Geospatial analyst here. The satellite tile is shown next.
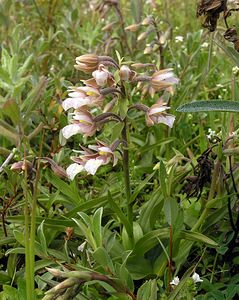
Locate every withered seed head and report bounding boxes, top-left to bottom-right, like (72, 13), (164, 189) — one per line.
(196, 0), (228, 32)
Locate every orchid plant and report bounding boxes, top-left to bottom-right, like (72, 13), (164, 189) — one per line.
(61, 52), (179, 246)
(62, 54), (178, 179)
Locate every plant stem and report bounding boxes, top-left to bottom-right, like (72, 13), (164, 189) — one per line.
(122, 117), (134, 245)
(23, 143), (34, 299)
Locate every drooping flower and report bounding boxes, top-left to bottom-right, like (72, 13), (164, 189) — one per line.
(170, 276), (180, 286)
(146, 99), (175, 128)
(151, 69), (179, 92)
(61, 109), (97, 139)
(84, 64), (115, 88)
(192, 272), (203, 283)
(62, 86), (103, 111)
(66, 141), (118, 179)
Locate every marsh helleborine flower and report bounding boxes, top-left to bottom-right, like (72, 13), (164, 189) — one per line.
(61, 109), (97, 139)
(146, 99), (176, 128)
(66, 141), (118, 179)
(62, 86), (103, 111)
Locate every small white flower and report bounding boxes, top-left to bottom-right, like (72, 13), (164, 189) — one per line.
(170, 276), (180, 286)
(175, 36), (184, 43)
(192, 272), (203, 283)
(77, 241), (87, 252)
(207, 128), (216, 139)
(232, 66), (239, 75)
(216, 84), (223, 88)
(201, 42), (209, 49)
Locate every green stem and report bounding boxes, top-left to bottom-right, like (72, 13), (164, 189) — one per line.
(122, 117), (134, 245)
(23, 143), (34, 299)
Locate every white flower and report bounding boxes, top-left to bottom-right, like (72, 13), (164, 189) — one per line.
(77, 241), (87, 252)
(232, 66), (239, 75)
(201, 42), (209, 49)
(170, 276), (180, 286)
(192, 272), (203, 283)
(207, 128), (216, 139)
(175, 36), (184, 43)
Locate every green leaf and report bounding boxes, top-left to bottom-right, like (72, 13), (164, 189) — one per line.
(177, 100), (239, 113)
(108, 191), (132, 239)
(130, 171), (155, 203)
(180, 230), (218, 247)
(0, 271), (11, 285)
(45, 171), (82, 205)
(21, 77), (47, 121)
(92, 207), (103, 248)
(163, 197), (178, 226)
(3, 99), (20, 125)
(1, 285), (19, 300)
(132, 228), (170, 256)
(137, 279), (158, 300)
(159, 161), (167, 197)
(93, 247), (115, 273)
(37, 221), (48, 256)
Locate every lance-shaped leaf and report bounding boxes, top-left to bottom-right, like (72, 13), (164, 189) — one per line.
(177, 100), (239, 113)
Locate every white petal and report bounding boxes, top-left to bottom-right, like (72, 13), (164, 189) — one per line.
(92, 70), (108, 86)
(149, 106), (170, 114)
(66, 163), (84, 180)
(85, 158), (103, 175)
(154, 71), (175, 81)
(61, 124), (83, 139)
(156, 115), (175, 128)
(170, 276), (180, 286)
(192, 272), (203, 283)
(62, 98), (90, 111)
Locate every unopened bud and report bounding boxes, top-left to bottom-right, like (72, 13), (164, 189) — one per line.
(11, 160), (32, 172)
(38, 157), (67, 178)
(75, 54), (99, 73)
(119, 65), (131, 81)
(141, 15), (154, 26)
(137, 31), (149, 41)
(125, 23), (140, 32)
(102, 21), (117, 31)
(144, 45), (153, 54)
(46, 267), (64, 277)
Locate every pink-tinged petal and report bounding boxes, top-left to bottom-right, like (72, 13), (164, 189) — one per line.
(62, 98), (91, 111)
(149, 106), (170, 114)
(77, 86), (100, 95)
(92, 70), (109, 86)
(153, 70), (175, 81)
(154, 114), (175, 128)
(66, 163), (84, 180)
(85, 158), (104, 175)
(98, 146), (113, 154)
(68, 91), (86, 98)
(73, 111), (93, 123)
(61, 124), (83, 139)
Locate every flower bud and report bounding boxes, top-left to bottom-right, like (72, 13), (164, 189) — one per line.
(141, 15), (154, 26)
(11, 160), (32, 172)
(75, 54), (99, 73)
(125, 23), (140, 32)
(119, 65), (131, 81)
